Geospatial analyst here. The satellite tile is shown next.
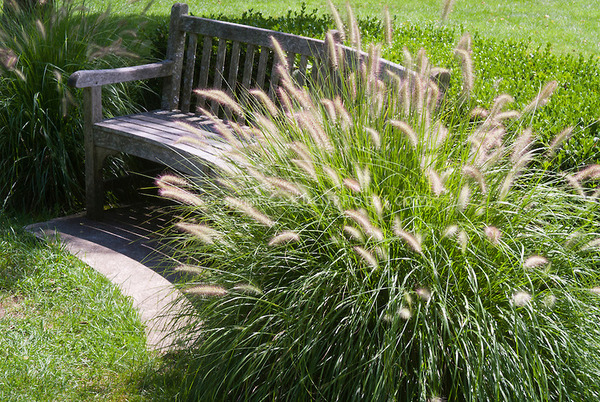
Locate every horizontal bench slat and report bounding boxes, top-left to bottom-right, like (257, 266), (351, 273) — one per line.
(68, 61), (174, 88)
(180, 15), (326, 58)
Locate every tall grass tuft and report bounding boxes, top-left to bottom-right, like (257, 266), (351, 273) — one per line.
(162, 9), (600, 401)
(0, 1), (145, 213)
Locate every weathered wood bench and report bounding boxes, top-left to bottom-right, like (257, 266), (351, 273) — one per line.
(68, 3), (448, 219)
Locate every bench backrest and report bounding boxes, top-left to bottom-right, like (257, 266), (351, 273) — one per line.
(161, 3), (418, 118)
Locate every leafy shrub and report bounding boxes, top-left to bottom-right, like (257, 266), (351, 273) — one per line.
(0, 1), (148, 213)
(159, 18), (600, 401)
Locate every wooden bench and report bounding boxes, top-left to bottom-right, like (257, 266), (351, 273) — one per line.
(68, 3), (448, 219)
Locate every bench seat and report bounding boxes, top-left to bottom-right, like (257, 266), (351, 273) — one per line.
(93, 110), (233, 176)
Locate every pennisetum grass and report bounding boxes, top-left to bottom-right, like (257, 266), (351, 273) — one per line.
(160, 5), (600, 401)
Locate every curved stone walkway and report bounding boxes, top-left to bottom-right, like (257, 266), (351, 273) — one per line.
(26, 205), (191, 351)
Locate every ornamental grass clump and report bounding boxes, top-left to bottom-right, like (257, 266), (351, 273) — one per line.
(160, 16), (600, 401)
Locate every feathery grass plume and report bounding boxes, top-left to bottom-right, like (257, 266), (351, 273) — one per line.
(495, 110), (521, 122)
(277, 87), (294, 113)
(343, 225), (365, 242)
(399, 307), (412, 320)
(175, 264), (207, 275)
(574, 164), (600, 181)
(345, 209), (384, 241)
(456, 32), (472, 54)
(354, 246), (379, 270)
(265, 177), (307, 199)
(512, 291), (531, 307)
(327, 1), (346, 42)
(325, 31), (339, 68)
(561, 173), (585, 196)
(591, 287), (600, 295)
(383, 6), (393, 45)
(426, 168), (446, 196)
(390, 120), (418, 149)
(416, 48), (430, 77)
(343, 178), (362, 193)
(225, 196), (275, 227)
(321, 98), (337, 121)
(458, 184), (471, 211)
(462, 165), (487, 194)
(543, 294), (557, 308)
(443, 224), (459, 238)
(523, 80), (559, 113)
(510, 128), (533, 166)
(458, 229), (469, 253)
(416, 287), (431, 302)
(355, 165), (371, 190)
(346, 2), (361, 51)
(295, 110), (333, 151)
(175, 222), (220, 244)
(365, 127), (381, 149)
(484, 225), (501, 245)
(156, 174), (190, 189)
(581, 238), (600, 251)
(454, 49), (474, 96)
(372, 194), (384, 219)
(402, 46), (414, 70)
(289, 141), (313, 162)
(194, 89), (244, 118)
(427, 121), (449, 150)
(268, 230), (300, 246)
(440, 0), (456, 24)
(333, 96), (353, 130)
(524, 255), (549, 269)
(393, 218), (423, 254)
(232, 283), (263, 296)
(249, 88), (279, 117)
(185, 285), (227, 297)
(159, 187), (206, 208)
(270, 36), (290, 73)
(324, 166), (342, 187)
(547, 126), (574, 157)
(489, 93), (514, 118)
(291, 159), (317, 180)
(499, 171), (515, 200)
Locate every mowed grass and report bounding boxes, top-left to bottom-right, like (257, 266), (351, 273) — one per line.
(91, 0), (599, 56)
(0, 217), (171, 400)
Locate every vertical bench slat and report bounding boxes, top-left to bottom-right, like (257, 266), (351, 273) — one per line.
(241, 44), (255, 90)
(225, 41), (242, 121)
(180, 33), (198, 113)
(196, 35), (213, 109)
(211, 38), (228, 114)
(227, 41), (242, 94)
(256, 47), (270, 90)
(161, 3), (188, 110)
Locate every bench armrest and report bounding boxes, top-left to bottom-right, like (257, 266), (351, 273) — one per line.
(68, 61), (174, 88)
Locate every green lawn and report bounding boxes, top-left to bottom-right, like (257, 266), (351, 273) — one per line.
(93, 0), (599, 56)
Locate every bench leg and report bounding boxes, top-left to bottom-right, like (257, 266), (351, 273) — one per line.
(85, 146), (111, 220)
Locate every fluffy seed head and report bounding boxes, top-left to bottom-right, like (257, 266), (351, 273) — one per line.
(512, 291), (532, 307)
(232, 283), (263, 295)
(523, 255), (549, 269)
(354, 246), (378, 270)
(390, 120), (418, 149)
(225, 196), (275, 227)
(185, 285), (227, 297)
(523, 80), (558, 113)
(343, 178), (362, 193)
(458, 184), (471, 211)
(591, 287), (600, 295)
(249, 88), (279, 116)
(175, 222), (220, 244)
(194, 89), (243, 117)
(268, 231), (300, 246)
(393, 218), (423, 254)
(547, 127), (573, 157)
(399, 307), (412, 320)
(484, 225), (501, 245)
(159, 187), (205, 208)
(574, 164), (600, 181)
(343, 225), (365, 242)
(416, 287), (431, 301)
(543, 294), (556, 308)
(426, 168), (446, 196)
